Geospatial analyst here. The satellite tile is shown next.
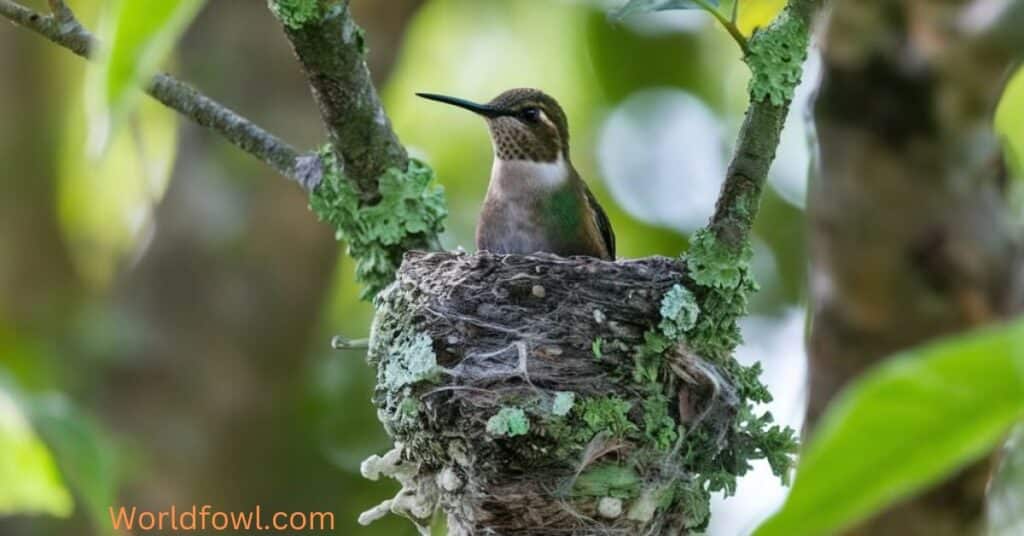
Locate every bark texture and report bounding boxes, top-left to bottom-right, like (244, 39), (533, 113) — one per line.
(808, 1), (1023, 533)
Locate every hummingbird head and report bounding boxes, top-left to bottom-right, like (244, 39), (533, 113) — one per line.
(417, 88), (570, 163)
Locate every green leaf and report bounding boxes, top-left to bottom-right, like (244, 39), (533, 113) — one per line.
(614, 0), (719, 18)
(60, 96), (178, 289)
(756, 319), (1024, 536)
(27, 394), (120, 536)
(996, 65), (1024, 178)
(0, 385), (73, 518)
(88, 0), (206, 152)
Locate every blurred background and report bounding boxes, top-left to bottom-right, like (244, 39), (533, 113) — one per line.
(1, 0), (1016, 534)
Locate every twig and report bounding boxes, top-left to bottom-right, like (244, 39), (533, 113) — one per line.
(331, 335), (369, 350)
(694, 0), (749, 55)
(46, 0), (74, 25)
(0, 0), (321, 190)
(707, 97), (789, 250)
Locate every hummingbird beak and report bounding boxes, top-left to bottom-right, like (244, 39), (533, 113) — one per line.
(416, 92), (508, 118)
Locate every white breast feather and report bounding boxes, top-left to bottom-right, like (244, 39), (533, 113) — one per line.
(491, 154), (569, 191)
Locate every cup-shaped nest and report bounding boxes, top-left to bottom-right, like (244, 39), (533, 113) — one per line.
(362, 251), (781, 535)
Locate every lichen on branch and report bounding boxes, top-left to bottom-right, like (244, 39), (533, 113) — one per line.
(685, 228), (757, 357)
(308, 146), (446, 300)
(745, 7), (810, 106)
(681, 227), (798, 481)
(267, 0), (320, 29)
(710, 0), (819, 254)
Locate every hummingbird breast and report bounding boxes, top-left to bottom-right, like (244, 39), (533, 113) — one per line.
(476, 157), (610, 259)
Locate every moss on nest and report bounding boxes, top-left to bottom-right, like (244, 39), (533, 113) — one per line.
(358, 251), (796, 534)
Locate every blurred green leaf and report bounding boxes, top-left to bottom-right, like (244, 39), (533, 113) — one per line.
(27, 394), (119, 536)
(61, 90), (178, 289)
(0, 384), (73, 519)
(88, 0), (205, 152)
(756, 319), (1024, 536)
(614, 0), (719, 18)
(996, 65), (1024, 178)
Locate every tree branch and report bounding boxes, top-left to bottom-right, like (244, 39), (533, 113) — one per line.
(0, 0), (321, 190)
(272, 0), (408, 202)
(708, 0), (821, 252)
(46, 0), (74, 26)
(269, 0), (444, 265)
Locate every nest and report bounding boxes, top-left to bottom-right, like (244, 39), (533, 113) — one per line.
(359, 251), (769, 535)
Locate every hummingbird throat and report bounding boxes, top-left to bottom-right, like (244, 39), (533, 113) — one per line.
(491, 153), (570, 190)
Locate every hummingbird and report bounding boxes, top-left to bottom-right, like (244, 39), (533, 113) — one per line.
(416, 88), (615, 260)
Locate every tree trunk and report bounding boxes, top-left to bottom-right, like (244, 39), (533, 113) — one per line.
(807, 0), (1023, 533)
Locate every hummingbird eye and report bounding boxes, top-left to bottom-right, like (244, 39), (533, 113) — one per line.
(520, 107), (541, 123)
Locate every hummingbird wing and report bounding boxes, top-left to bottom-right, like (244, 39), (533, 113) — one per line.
(584, 185), (616, 260)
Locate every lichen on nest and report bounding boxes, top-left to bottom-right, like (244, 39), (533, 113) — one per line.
(361, 249), (797, 535)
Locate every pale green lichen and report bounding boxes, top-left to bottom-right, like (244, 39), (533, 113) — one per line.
(745, 8), (809, 106)
(685, 228), (758, 359)
(633, 280), (701, 383)
(673, 225), (798, 509)
(552, 392), (575, 416)
(658, 284), (700, 339)
(381, 332), (438, 391)
(592, 337), (604, 359)
(486, 407), (530, 437)
(687, 228), (753, 291)
(309, 146), (447, 300)
(370, 284), (439, 393)
(368, 283), (442, 443)
(268, 0), (320, 29)
(397, 396), (421, 422)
